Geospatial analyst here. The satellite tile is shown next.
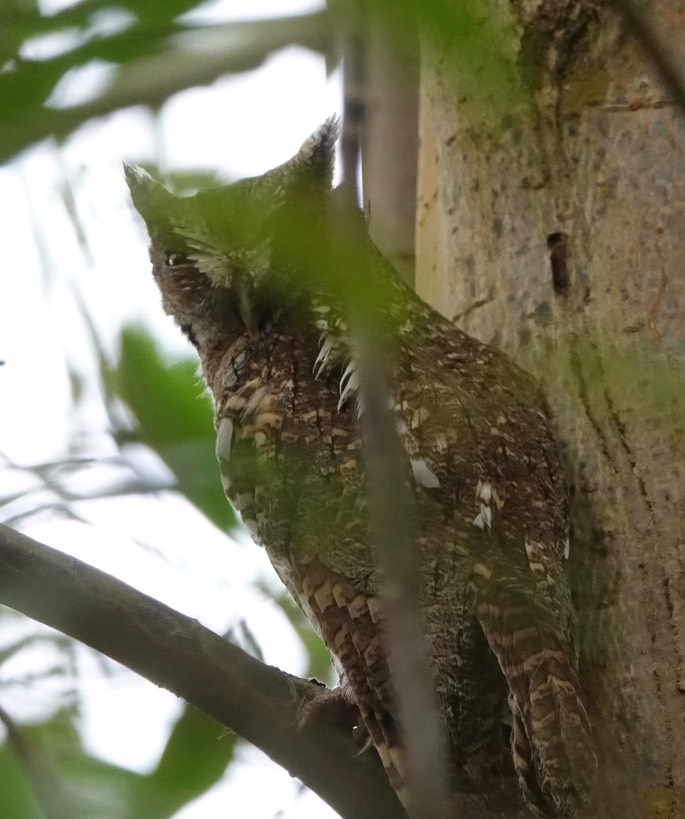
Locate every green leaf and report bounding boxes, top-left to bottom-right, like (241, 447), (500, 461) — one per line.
(115, 324), (236, 530)
(0, 744), (44, 819)
(130, 704), (237, 819)
(1, 707), (145, 819)
(0, 8), (331, 163)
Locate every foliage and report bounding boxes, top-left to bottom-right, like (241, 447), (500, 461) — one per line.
(0, 0), (333, 815)
(0, 0), (330, 163)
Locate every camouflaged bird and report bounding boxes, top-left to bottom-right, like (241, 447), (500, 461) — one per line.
(125, 119), (596, 817)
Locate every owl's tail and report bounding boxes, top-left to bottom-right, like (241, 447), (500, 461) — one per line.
(297, 560), (411, 805)
(472, 570), (597, 817)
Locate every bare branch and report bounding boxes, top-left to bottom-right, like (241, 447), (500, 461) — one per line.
(332, 95), (452, 815)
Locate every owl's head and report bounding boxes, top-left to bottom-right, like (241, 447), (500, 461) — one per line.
(125, 118), (338, 346)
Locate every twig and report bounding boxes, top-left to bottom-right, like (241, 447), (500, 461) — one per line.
(335, 11), (452, 812)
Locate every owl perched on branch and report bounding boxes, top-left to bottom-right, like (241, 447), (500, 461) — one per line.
(126, 120), (596, 817)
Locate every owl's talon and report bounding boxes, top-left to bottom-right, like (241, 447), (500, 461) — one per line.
(353, 724), (373, 755)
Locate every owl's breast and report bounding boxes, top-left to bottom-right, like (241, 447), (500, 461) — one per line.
(211, 325), (377, 581)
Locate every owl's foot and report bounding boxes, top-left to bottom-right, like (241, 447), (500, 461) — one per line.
(296, 682), (362, 737)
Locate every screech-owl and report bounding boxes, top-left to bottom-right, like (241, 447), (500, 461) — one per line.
(125, 119), (596, 817)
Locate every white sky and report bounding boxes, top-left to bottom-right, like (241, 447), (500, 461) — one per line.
(0, 0), (343, 816)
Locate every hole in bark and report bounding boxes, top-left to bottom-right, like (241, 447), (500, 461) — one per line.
(547, 232), (569, 292)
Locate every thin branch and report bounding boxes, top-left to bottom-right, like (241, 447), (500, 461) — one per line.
(0, 523), (404, 819)
(331, 222), (451, 819)
(610, 0), (685, 114)
(334, 21), (452, 804)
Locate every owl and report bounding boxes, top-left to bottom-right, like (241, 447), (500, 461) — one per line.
(125, 119), (596, 817)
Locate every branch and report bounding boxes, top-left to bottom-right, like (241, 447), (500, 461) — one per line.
(0, 523), (405, 819)
(333, 62), (451, 810)
(0, 13), (332, 163)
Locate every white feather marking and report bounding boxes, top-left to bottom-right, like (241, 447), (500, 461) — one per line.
(411, 407), (430, 429)
(215, 418), (233, 467)
(225, 395), (247, 412)
(434, 433), (448, 452)
(123, 162), (152, 185)
(564, 537), (571, 560)
(314, 335), (336, 378)
(244, 386), (269, 416)
(338, 365), (360, 411)
(471, 562), (493, 580)
(410, 457), (441, 489)
(524, 539), (547, 574)
(235, 492), (252, 509)
(339, 359), (356, 390)
(472, 506), (493, 530)
(472, 480), (496, 530)
(484, 506), (493, 527)
(476, 480), (493, 503)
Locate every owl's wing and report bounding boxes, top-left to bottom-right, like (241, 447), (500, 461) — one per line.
(395, 334), (597, 816)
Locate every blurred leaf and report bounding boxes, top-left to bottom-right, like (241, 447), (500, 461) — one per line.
(0, 744), (44, 819)
(0, 630), (74, 669)
(0, 10), (332, 162)
(1, 693), (235, 819)
(114, 324), (235, 530)
(227, 619), (265, 663)
(0, 706), (146, 819)
(130, 704), (237, 819)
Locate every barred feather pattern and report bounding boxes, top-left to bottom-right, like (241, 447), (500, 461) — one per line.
(126, 120), (596, 817)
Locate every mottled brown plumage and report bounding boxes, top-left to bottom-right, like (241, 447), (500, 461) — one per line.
(125, 120), (596, 817)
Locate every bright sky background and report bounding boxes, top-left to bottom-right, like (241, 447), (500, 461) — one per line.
(0, 0), (343, 816)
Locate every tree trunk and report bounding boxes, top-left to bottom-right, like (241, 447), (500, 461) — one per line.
(416, 2), (685, 816)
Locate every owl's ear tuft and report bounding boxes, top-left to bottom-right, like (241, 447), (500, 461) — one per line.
(287, 116), (339, 188)
(124, 163), (173, 218)
(124, 163), (181, 245)
(123, 161), (151, 187)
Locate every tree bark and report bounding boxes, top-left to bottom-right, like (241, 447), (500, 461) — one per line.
(416, 2), (685, 817)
